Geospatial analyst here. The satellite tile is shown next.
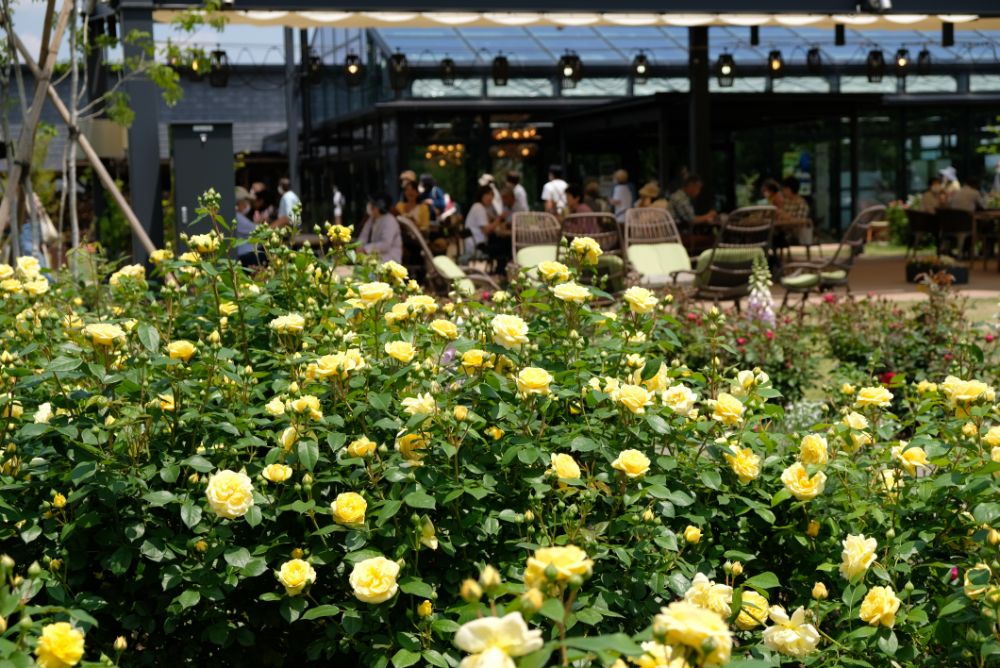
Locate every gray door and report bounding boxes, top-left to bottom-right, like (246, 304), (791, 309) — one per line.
(170, 123), (235, 245)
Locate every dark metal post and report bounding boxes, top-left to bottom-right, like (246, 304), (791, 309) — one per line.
(299, 28), (314, 213)
(284, 27), (300, 192)
(896, 108), (907, 201)
(688, 27), (711, 203)
(119, 0), (163, 262)
(657, 99), (670, 185)
(831, 116), (843, 234)
(849, 111), (860, 218)
(84, 13), (109, 235)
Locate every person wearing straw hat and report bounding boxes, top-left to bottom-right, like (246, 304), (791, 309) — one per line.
(636, 181), (668, 210)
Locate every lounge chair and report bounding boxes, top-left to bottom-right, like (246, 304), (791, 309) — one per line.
(398, 217), (499, 296)
(623, 208), (692, 288)
(510, 212), (561, 278)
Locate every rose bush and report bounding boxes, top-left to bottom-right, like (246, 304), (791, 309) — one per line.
(1, 192), (1000, 667)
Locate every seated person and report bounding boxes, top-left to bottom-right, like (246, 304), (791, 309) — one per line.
(637, 182), (668, 210)
(395, 179), (430, 232)
(563, 183), (601, 236)
(357, 193), (402, 263)
(463, 185), (496, 258)
(948, 175), (986, 213)
(921, 177), (945, 214)
(484, 187), (516, 275)
(668, 175), (717, 229)
(780, 177), (810, 221)
(234, 186), (266, 267)
(585, 180), (612, 214)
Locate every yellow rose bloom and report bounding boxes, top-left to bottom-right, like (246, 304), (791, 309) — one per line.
(166, 340), (197, 363)
(265, 397), (286, 416)
(812, 582), (829, 600)
(992, 445), (1000, 464)
(516, 367), (553, 397)
(641, 362), (670, 393)
(781, 462), (826, 501)
(663, 384), (698, 415)
(724, 446), (761, 484)
(842, 411), (872, 449)
(984, 426), (1000, 447)
(617, 383), (655, 415)
(349, 556), (400, 603)
(941, 375), (992, 406)
(403, 294), (438, 315)
(357, 281), (394, 304)
(964, 563), (993, 599)
(569, 236), (603, 265)
(736, 590), (770, 630)
(712, 392), (745, 426)
(330, 491), (367, 524)
(83, 323), (126, 347)
(381, 260), (408, 282)
(453, 405), (469, 421)
(395, 432), (428, 461)
(623, 286), (658, 314)
(327, 223), (353, 244)
(1, 278), (22, 294)
(24, 278), (49, 296)
(855, 386), (893, 408)
(188, 232), (221, 253)
(402, 392), (437, 416)
(891, 442), (929, 475)
(683, 573), (732, 617)
(290, 394), (322, 420)
(280, 426), (299, 451)
(762, 606), (821, 658)
(552, 281), (591, 303)
(277, 558), (316, 596)
(537, 261), (571, 283)
(35, 622), (85, 668)
(491, 314), (529, 348)
(963, 422), (979, 438)
(261, 463), (293, 483)
(523, 545), (593, 590)
(384, 341), (417, 363)
(548, 453), (582, 480)
(839, 533), (877, 580)
(798, 434), (829, 466)
(611, 449), (651, 478)
(430, 319), (459, 340)
(461, 348), (491, 372)
(269, 313), (305, 334)
(109, 264), (146, 288)
(841, 383), (856, 395)
(859, 586), (900, 627)
(205, 470), (255, 519)
(653, 601), (732, 667)
(150, 248), (174, 264)
(16, 256), (41, 278)
(346, 436), (377, 458)
(916, 380), (938, 395)
(453, 612), (544, 667)
(219, 301), (239, 316)
(0, 263), (11, 280)
(157, 394), (175, 412)
(52, 492), (67, 509)
(417, 599), (433, 618)
(683, 525), (702, 544)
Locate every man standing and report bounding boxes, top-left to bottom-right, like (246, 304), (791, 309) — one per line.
(332, 183), (345, 226)
(275, 177), (301, 228)
(541, 165), (568, 216)
(506, 171), (529, 213)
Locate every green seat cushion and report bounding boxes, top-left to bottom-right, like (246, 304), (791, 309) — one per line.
(628, 243), (692, 286)
(821, 269), (848, 283)
(693, 247), (766, 288)
(432, 255), (466, 280)
(781, 273), (819, 289)
(516, 245), (558, 269)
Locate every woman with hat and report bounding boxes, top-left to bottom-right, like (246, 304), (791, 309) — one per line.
(636, 181), (668, 210)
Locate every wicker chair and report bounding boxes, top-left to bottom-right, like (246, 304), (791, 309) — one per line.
(397, 217), (499, 296)
(673, 206), (776, 310)
(779, 205), (885, 307)
(509, 212), (562, 277)
(622, 208), (692, 288)
(559, 212), (625, 294)
(904, 209), (939, 259)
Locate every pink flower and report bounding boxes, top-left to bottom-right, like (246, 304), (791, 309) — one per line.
(951, 567), (959, 582)
(986, 334), (995, 343)
(823, 293), (836, 304)
(944, 353), (953, 361)
(736, 337), (747, 345)
(765, 330), (774, 340)
(879, 371), (896, 385)
(686, 313), (697, 321)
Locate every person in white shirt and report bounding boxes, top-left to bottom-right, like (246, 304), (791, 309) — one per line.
(332, 184), (345, 226)
(357, 193), (402, 263)
(506, 171), (529, 212)
(478, 174), (504, 216)
(275, 177), (301, 228)
(610, 168), (633, 223)
(541, 165), (568, 216)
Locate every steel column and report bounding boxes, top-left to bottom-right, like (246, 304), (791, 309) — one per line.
(284, 27), (300, 193)
(688, 27), (711, 202)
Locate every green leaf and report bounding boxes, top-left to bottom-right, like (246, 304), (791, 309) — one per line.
(564, 633), (643, 656)
(877, 630), (898, 656)
(744, 572), (780, 589)
(143, 490), (175, 507)
(646, 415), (669, 434)
(422, 650), (449, 667)
(298, 441), (320, 471)
(973, 502), (1000, 526)
(518, 644), (557, 668)
(181, 455), (215, 473)
(569, 436), (599, 452)
(180, 501), (202, 528)
(699, 469), (722, 490)
(938, 597), (967, 617)
(241, 557), (268, 578)
(391, 649), (421, 668)
(301, 604), (341, 621)
(224, 547), (251, 569)
(174, 589), (200, 609)
(377, 500), (403, 526)
(403, 491), (436, 509)
(398, 576), (435, 598)
(245, 505), (262, 527)
(47, 356), (83, 374)
(539, 598), (565, 623)
(138, 323), (161, 353)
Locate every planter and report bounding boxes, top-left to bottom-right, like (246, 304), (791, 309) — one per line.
(905, 263), (969, 284)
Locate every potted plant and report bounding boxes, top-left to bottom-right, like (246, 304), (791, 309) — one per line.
(905, 254), (969, 284)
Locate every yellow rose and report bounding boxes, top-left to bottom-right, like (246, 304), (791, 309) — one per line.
(941, 375), (992, 406)
(461, 578), (483, 602)
(16, 256), (41, 278)
(841, 383), (856, 395)
(486, 426), (504, 441)
(623, 286), (658, 314)
(617, 384), (655, 415)
(0, 278), (22, 293)
(277, 558), (316, 596)
(157, 394), (175, 412)
(330, 491), (367, 524)
(891, 442), (929, 475)
(417, 599), (433, 618)
(736, 590), (769, 630)
(859, 586), (900, 627)
(516, 367), (553, 397)
(641, 362), (670, 393)
(205, 470), (255, 519)
(24, 279), (49, 296)
(537, 260), (570, 283)
(984, 426), (1000, 447)
(523, 545), (593, 590)
(327, 223), (353, 244)
(552, 281), (591, 303)
(839, 533), (877, 580)
(724, 446), (761, 484)
(964, 563), (993, 599)
(167, 340), (197, 363)
(683, 525), (702, 544)
(548, 453), (582, 480)
(262, 463), (293, 483)
(712, 392), (745, 426)
(611, 449), (651, 478)
(265, 397), (286, 416)
(762, 606), (820, 658)
(269, 313), (305, 334)
(430, 319), (459, 340)
(855, 386), (893, 408)
(842, 411), (872, 449)
(453, 405), (469, 421)
(109, 264), (146, 288)
(781, 462), (826, 501)
(381, 260), (408, 282)
(188, 232), (220, 253)
(653, 601), (732, 667)
(0, 264), (13, 280)
(461, 348), (491, 372)
(992, 446), (1000, 464)
(280, 427), (299, 451)
(346, 436), (377, 458)
(403, 294), (438, 315)
(798, 434), (829, 466)
(916, 380), (937, 395)
(402, 393), (437, 416)
(384, 341), (416, 363)
(150, 248), (173, 264)
(963, 422), (979, 438)
(395, 432), (428, 461)
(806, 520), (820, 537)
(35, 622), (85, 668)
(569, 236), (603, 265)
(290, 394), (322, 420)
(52, 492), (67, 509)
(491, 314), (529, 348)
(219, 301), (239, 316)
(453, 612), (544, 666)
(812, 582), (829, 600)
(663, 384), (697, 415)
(83, 323), (126, 347)
(683, 573), (732, 617)
(349, 556), (400, 603)
(357, 281), (394, 304)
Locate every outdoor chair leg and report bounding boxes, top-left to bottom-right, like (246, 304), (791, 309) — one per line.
(780, 291), (790, 310)
(733, 298), (741, 314)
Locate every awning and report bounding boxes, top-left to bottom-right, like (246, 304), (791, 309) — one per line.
(152, 11), (1000, 30)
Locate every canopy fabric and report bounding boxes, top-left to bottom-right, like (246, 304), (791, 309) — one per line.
(152, 10), (1000, 30)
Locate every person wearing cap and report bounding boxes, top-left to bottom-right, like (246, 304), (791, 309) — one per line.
(234, 186), (265, 267)
(357, 193), (402, 263)
(939, 166), (961, 197)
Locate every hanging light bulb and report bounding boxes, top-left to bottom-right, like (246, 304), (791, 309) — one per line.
(715, 53), (735, 87)
(345, 53), (363, 86)
(388, 51), (409, 92)
(767, 50), (784, 78)
(492, 54), (509, 86)
(894, 48), (910, 78)
(208, 48), (229, 88)
(632, 52), (649, 84)
(917, 48), (931, 75)
(440, 57), (456, 85)
(557, 51), (582, 88)
(806, 47), (822, 74)
(866, 49), (885, 83)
